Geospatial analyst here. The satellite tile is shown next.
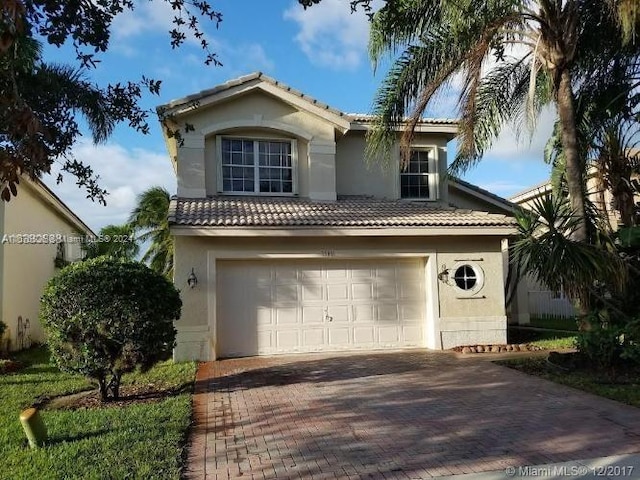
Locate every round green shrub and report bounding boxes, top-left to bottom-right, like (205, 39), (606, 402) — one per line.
(40, 257), (182, 400)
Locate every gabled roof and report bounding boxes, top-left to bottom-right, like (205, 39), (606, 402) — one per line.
(158, 72), (351, 132)
(169, 196), (515, 232)
(509, 181), (552, 204)
(449, 177), (517, 213)
(158, 72), (459, 137)
(26, 177), (95, 236)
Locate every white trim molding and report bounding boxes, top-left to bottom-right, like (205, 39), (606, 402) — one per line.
(171, 226), (517, 237)
(202, 118), (314, 141)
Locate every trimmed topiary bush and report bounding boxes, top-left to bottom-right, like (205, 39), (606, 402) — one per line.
(40, 257), (182, 401)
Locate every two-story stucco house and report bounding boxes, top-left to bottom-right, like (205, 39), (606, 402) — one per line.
(159, 73), (517, 361)
(1, 177), (94, 351)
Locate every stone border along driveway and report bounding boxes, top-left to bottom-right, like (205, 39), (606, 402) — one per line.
(184, 350), (640, 479)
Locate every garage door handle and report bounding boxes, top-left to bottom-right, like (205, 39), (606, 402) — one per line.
(325, 314), (333, 322)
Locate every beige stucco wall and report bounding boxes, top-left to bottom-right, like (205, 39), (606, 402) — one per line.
(173, 90), (338, 200)
(335, 130), (449, 203)
(173, 233), (507, 359)
(2, 182), (86, 349)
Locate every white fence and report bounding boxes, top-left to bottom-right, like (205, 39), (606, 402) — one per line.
(527, 290), (576, 319)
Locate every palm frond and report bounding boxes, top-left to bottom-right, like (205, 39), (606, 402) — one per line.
(510, 193), (625, 308)
(32, 64), (116, 144)
(129, 186), (173, 277)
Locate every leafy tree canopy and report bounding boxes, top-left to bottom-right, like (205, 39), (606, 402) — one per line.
(1, 0), (224, 203)
(0, 0), (377, 204)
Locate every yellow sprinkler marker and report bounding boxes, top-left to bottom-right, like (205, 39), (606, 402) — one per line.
(20, 407), (47, 448)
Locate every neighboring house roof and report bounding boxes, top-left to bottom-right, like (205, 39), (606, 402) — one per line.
(158, 72), (458, 137)
(25, 177), (95, 236)
(509, 181), (552, 204)
(449, 177), (517, 213)
(347, 113), (458, 135)
(169, 196), (515, 230)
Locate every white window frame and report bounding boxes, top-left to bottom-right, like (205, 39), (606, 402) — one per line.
(451, 261), (485, 296)
(399, 145), (439, 201)
(216, 135), (298, 196)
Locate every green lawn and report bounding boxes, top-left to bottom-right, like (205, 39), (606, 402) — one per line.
(0, 347), (196, 480)
(498, 356), (640, 407)
(528, 316), (579, 331)
(508, 327), (577, 350)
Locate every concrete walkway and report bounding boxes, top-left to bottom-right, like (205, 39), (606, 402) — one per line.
(184, 351), (640, 479)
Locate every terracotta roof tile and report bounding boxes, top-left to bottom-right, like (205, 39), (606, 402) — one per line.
(158, 73), (458, 129)
(169, 196), (516, 229)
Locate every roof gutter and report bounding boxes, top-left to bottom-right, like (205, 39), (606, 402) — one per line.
(170, 225), (517, 237)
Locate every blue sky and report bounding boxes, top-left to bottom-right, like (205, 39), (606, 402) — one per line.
(41, 0), (554, 233)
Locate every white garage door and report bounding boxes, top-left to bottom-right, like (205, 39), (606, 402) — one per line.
(216, 258), (426, 358)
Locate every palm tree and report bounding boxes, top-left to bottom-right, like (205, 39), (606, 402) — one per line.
(128, 187), (173, 278)
(367, 0), (639, 243)
(1, 35), (117, 202)
(84, 224), (139, 260)
(545, 61), (640, 229)
(510, 193), (625, 318)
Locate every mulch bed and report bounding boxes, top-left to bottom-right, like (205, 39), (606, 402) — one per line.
(0, 359), (23, 374)
(42, 383), (190, 410)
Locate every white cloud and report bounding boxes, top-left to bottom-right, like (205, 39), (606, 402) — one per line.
(43, 142), (175, 233)
(210, 39), (275, 74)
(110, 2), (275, 74)
(283, 0), (381, 71)
(478, 180), (529, 197)
(112, 1), (177, 40)
(484, 106), (556, 161)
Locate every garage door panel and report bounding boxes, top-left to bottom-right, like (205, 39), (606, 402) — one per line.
(403, 326), (423, 344)
(327, 283), (349, 300)
(275, 266), (298, 283)
(377, 283), (397, 300)
(256, 307), (273, 327)
(302, 328), (324, 347)
(275, 307), (298, 325)
(399, 304), (423, 321)
(352, 282), (374, 300)
(378, 304), (399, 321)
(327, 267), (348, 279)
(327, 305), (349, 323)
(217, 258), (427, 358)
(254, 284), (272, 304)
(301, 266), (322, 280)
(352, 267), (374, 278)
(276, 330), (300, 350)
(301, 284), (323, 302)
(353, 326), (375, 343)
(302, 306), (324, 324)
(257, 331), (273, 353)
(400, 283), (423, 300)
(353, 304), (375, 322)
(275, 284), (298, 304)
(378, 326), (400, 343)
(328, 327), (350, 345)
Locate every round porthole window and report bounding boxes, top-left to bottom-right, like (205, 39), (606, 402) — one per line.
(451, 262), (484, 295)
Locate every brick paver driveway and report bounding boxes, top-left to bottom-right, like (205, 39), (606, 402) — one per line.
(185, 351), (640, 479)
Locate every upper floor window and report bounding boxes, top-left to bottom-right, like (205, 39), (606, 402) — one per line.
(400, 148), (437, 200)
(219, 137), (296, 195)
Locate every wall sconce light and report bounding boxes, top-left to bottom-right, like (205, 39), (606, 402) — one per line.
(437, 265), (450, 284)
(187, 268), (198, 288)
